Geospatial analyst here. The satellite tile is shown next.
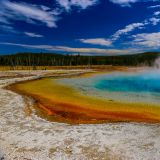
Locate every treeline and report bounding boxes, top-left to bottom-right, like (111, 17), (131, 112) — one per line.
(0, 52), (159, 67)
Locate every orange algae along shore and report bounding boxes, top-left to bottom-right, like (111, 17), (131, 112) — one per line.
(10, 77), (160, 124)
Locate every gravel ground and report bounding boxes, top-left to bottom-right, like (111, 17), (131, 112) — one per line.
(0, 70), (160, 160)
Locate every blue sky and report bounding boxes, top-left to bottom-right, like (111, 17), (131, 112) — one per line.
(0, 0), (160, 55)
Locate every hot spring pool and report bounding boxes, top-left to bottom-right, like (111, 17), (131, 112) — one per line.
(58, 69), (160, 105)
(12, 69), (160, 123)
(95, 70), (160, 93)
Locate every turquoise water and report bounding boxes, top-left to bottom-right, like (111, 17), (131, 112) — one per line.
(94, 71), (160, 93)
(57, 70), (160, 104)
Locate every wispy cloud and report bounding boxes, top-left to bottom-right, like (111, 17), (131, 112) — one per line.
(0, 42), (137, 55)
(148, 4), (160, 8)
(0, 0), (99, 35)
(109, 10), (160, 42)
(112, 23), (145, 41)
(110, 0), (160, 7)
(79, 38), (112, 46)
(0, 0), (59, 28)
(0, 25), (18, 33)
(56, 0), (99, 11)
(24, 32), (44, 38)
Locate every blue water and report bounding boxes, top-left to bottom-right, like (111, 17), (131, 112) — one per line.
(95, 71), (160, 93)
(58, 70), (160, 104)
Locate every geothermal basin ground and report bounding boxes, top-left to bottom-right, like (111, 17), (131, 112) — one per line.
(0, 68), (160, 160)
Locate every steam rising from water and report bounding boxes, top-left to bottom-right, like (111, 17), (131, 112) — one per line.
(154, 57), (160, 69)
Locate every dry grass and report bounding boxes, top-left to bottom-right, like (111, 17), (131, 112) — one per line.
(0, 65), (131, 71)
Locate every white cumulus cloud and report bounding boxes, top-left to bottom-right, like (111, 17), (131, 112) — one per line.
(132, 32), (160, 48)
(154, 11), (160, 16)
(79, 38), (112, 46)
(109, 0), (137, 7)
(56, 0), (99, 11)
(149, 17), (160, 25)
